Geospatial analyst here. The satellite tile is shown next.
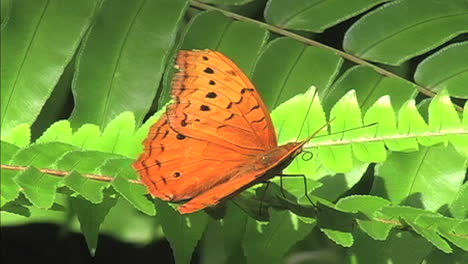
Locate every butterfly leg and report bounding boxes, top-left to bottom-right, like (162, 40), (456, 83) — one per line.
(278, 174), (315, 206)
(258, 180), (272, 216)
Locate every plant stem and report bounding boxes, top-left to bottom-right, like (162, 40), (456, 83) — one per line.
(305, 129), (468, 149)
(0, 164), (143, 184)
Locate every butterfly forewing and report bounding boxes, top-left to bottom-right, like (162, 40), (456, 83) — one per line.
(168, 50), (277, 153)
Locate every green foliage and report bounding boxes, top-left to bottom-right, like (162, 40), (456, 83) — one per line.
(1, 0), (467, 263)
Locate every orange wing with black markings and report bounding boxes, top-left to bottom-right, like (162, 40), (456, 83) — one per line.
(134, 49), (304, 214)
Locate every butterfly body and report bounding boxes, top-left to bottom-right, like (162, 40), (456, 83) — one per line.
(134, 50), (307, 214)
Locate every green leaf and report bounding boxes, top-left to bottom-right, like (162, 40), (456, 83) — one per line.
(111, 176), (155, 216)
(313, 160), (369, 203)
(131, 109), (164, 158)
(198, 0), (254, 5)
(1, 123), (30, 147)
(97, 198), (154, 245)
(69, 124), (101, 149)
(265, 0), (390, 33)
(335, 195), (394, 241)
(56, 150), (122, 173)
(323, 65), (416, 113)
(3, 142), (75, 206)
(451, 101), (468, 157)
(11, 142), (77, 168)
(423, 248), (468, 264)
(349, 229), (433, 263)
(336, 195), (390, 216)
(429, 89), (462, 145)
(1, 201), (31, 218)
(36, 120), (72, 144)
(363, 95), (402, 151)
(99, 158), (138, 180)
(253, 37), (343, 109)
(408, 216), (453, 253)
(221, 203), (248, 263)
(344, 0), (468, 65)
(273, 86), (327, 144)
(1, 141), (20, 163)
(94, 112), (136, 157)
(100, 157), (156, 216)
(397, 100), (430, 148)
(439, 220), (468, 252)
(319, 207), (354, 247)
(0, 0), (11, 30)
(353, 96), (390, 162)
(415, 41), (468, 98)
(69, 0), (188, 129)
(15, 167), (64, 209)
(449, 182), (468, 219)
(64, 171), (108, 204)
(0, 141), (21, 205)
(318, 90), (361, 172)
(156, 200), (209, 264)
(373, 144), (467, 211)
(243, 210), (316, 263)
(380, 206), (438, 222)
(71, 195), (118, 256)
(1, 0), (99, 133)
(0, 170), (20, 206)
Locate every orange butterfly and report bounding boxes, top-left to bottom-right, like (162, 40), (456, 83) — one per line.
(134, 50), (319, 214)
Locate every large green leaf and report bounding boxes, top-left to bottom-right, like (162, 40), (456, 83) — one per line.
(265, 0), (390, 33)
(323, 65), (417, 114)
(156, 201), (209, 264)
(372, 144), (467, 211)
(1, 0), (98, 134)
(1, 123), (31, 148)
(337, 195), (393, 240)
(69, 0), (188, 129)
(349, 229), (433, 263)
(0, 0), (11, 30)
(252, 37), (342, 109)
(15, 167), (64, 209)
(415, 41), (468, 99)
(100, 158), (156, 216)
(199, 0), (254, 5)
(243, 210), (315, 264)
(344, 0), (468, 65)
(1, 142), (21, 205)
(70, 194), (118, 255)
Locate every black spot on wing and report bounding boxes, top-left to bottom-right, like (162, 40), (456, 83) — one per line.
(204, 67), (214, 74)
(200, 105), (211, 111)
(206, 92), (217, 98)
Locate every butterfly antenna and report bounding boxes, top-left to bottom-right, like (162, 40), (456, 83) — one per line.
(299, 117), (336, 147)
(302, 122), (379, 149)
(295, 89), (318, 142)
(276, 117), (287, 142)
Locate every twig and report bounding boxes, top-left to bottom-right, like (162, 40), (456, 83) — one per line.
(0, 164), (143, 185)
(305, 129), (468, 148)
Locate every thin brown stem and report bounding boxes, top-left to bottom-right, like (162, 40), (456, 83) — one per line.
(0, 164), (143, 185)
(189, 0), (463, 112)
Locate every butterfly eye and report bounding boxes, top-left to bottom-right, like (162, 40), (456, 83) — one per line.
(173, 172), (182, 178)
